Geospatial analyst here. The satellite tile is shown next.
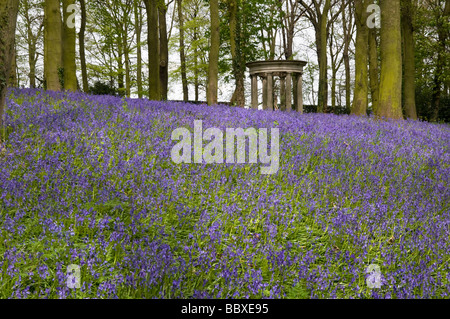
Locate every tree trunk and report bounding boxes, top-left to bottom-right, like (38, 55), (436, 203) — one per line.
(145, 0), (160, 100)
(207, 0), (219, 105)
(177, 0), (188, 101)
(45, 0), (63, 91)
(62, 0), (77, 91)
(29, 41), (36, 88)
(159, 3), (168, 100)
(8, 47), (17, 87)
(317, 0), (330, 113)
(194, 21), (199, 101)
(0, 0), (20, 143)
(229, 0), (245, 107)
(342, 0), (352, 113)
(368, 28), (379, 115)
(351, 0), (369, 116)
(401, 0), (417, 119)
(79, 0), (88, 92)
(123, 23), (130, 97)
(117, 33), (125, 97)
(134, 0), (143, 98)
(378, 0), (403, 119)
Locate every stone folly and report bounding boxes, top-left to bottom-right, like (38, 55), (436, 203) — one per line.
(246, 60), (307, 112)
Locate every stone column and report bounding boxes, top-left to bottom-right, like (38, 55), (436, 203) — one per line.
(297, 72), (303, 113)
(262, 75), (267, 110)
(251, 74), (258, 109)
(267, 73), (273, 110)
(286, 73), (292, 111)
(280, 74), (286, 111)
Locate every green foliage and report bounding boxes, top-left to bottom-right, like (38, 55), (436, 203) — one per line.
(169, 0), (210, 98)
(414, 1), (450, 122)
(285, 280), (311, 299)
(89, 81), (118, 96)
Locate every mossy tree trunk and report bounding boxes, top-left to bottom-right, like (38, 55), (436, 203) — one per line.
(369, 28), (380, 115)
(342, 0), (353, 113)
(44, 0), (63, 91)
(229, 0), (245, 107)
(62, 0), (77, 91)
(378, 0), (403, 119)
(351, 0), (369, 116)
(145, 0), (160, 100)
(401, 0), (417, 120)
(0, 0), (20, 143)
(207, 0), (219, 105)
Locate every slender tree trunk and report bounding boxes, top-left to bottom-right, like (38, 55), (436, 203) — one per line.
(378, 0), (403, 119)
(342, 0), (352, 112)
(44, 3), (48, 90)
(79, 0), (88, 92)
(317, 0), (331, 113)
(45, 0), (63, 91)
(401, 0), (417, 119)
(369, 28), (379, 115)
(329, 21), (340, 114)
(331, 71), (336, 113)
(159, 3), (168, 100)
(207, 0), (219, 105)
(25, 1), (40, 89)
(29, 42), (36, 88)
(0, 0), (20, 143)
(123, 19), (131, 97)
(351, 0), (369, 116)
(8, 47), (17, 87)
(177, 0), (188, 101)
(194, 31), (199, 102)
(145, 0), (160, 100)
(134, 0), (143, 98)
(117, 33), (125, 97)
(229, 0), (245, 107)
(62, 0), (77, 91)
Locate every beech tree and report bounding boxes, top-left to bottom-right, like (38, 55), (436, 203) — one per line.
(299, 0), (345, 113)
(17, 0), (44, 89)
(145, 0), (160, 100)
(62, 0), (77, 91)
(351, 0), (369, 116)
(0, 0), (20, 144)
(378, 0), (403, 119)
(44, 0), (63, 91)
(207, 0), (219, 105)
(368, 27), (379, 115)
(79, 0), (88, 92)
(177, 0), (188, 101)
(159, 2), (169, 100)
(401, 0), (417, 119)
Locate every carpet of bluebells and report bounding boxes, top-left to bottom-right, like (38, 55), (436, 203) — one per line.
(0, 88), (449, 299)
